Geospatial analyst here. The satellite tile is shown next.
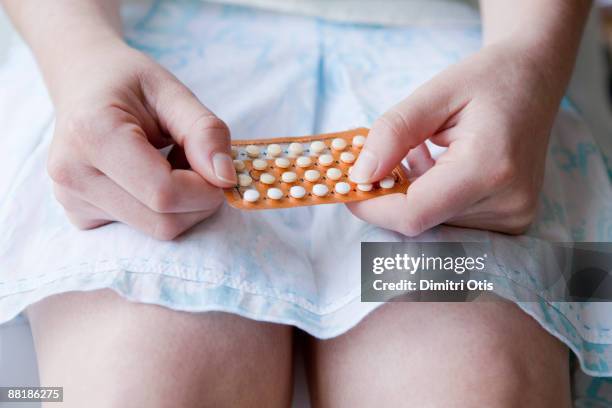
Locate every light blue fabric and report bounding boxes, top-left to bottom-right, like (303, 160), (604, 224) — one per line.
(1, 1), (612, 402)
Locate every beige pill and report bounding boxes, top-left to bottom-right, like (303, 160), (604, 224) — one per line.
(296, 156), (312, 168)
(290, 185), (306, 199)
(275, 157), (291, 169)
(310, 141), (326, 154)
(357, 183), (373, 192)
(267, 144), (282, 157)
(243, 189), (260, 203)
(233, 160), (245, 171)
(304, 169), (321, 182)
(238, 174), (252, 187)
(245, 145), (260, 158)
(331, 138), (347, 151)
(352, 135), (366, 148)
(334, 182), (351, 195)
(380, 176), (395, 189)
(281, 171), (298, 183)
(267, 188), (283, 200)
(326, 168), (342, 181)
(348, 166), (354, 175)
(260, 173), (276, 185)
(252, 159), (268, 171)
(231, 146), (239, 158)
(340, 152), (355, 164)
(312, 184), (329, 197)
(318, 154), (334, 167)
(288, 142), (304, 156)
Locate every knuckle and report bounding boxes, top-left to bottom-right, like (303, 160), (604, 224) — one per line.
(488, 159), (517, 188)
(47, 158), (77, 188)
(376, 110), (407, 141)
(146, 182), (176, 213)
(189, 114), (230, 144)
(151, 215), (183, 241)
(65, 212), (107, 231)
(401, 215), (424, 237)
(191, 114), (229, 134)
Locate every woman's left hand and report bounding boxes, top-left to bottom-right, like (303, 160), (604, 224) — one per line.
(347, 41), (564, 236)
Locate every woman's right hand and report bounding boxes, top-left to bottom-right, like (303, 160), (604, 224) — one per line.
(48, 42), (236, 240)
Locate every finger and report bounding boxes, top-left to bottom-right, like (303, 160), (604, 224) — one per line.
(79, 173), (221, 240)
(87, 122), (225, 213)
(53, 185), (113, 230)
(348, 157), (488, 236)
(350, 76), (466, 184)
(141, 71), (236, 186)
(406, 143), (434, 178)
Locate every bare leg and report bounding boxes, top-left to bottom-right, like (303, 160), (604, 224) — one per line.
(27, 289), (293, 408)
(308, 301), (570, 407)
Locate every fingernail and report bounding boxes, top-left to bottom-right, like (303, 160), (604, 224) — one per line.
(212, 152), (237, 184)
(349, 149), (378, 183)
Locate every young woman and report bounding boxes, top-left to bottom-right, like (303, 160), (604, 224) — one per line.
(1, 0), (606, 406)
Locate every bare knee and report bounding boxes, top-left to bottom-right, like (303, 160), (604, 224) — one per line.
(29, 290), (293, 408)
(308, 301), (570, 408)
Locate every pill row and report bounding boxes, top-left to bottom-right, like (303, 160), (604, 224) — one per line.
(241, 177), (396, 204)
(234, 151), (356, 172)
(237, 166), (383, 186)
(231, 135), (366, 159)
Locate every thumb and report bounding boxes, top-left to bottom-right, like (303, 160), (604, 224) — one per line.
(349, 78), (461, 184)
(146, 73), (236, 187)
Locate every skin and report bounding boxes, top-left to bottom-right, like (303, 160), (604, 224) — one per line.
(27, 290), (293, 408)
(3, 0), (590, 405)
(348, 0), (592, 236)
(308, 300), (571, 407)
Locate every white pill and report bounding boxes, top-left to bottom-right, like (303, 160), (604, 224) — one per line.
(340, 152), (355, 164)
(380, 177), (395, 189)
(326, 168), (342, 181)
(231, 146), (239, 158)
(267, 144), (282, 157)
(252, 159), (268, 171)
(357, 183), (373, 192)
(259, 173), (276, 185)
(288, 142), (304, 156)
(304, 169), (321, 182)
(281, 171), (298, 183)
(233, 160), (245, 171)
(296, 156), (312, 168)
(334, 182), (351, 195)
(245, 145), (260, 158)
(312, 184), (329, 197)
(318, 154), (334, 167)
(267, 188), (283, 200)
(238, 174), (253, 187)
(310, 141), (326, 154)
(243, 189), (260, 203)
(275, 157), (291, 169)
(290, 185), (306, 199)
(352, 135), (366, 148)
(331, 138), (347, 151)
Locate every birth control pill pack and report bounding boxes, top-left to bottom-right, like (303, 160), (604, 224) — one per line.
(225, 128), (409, 210)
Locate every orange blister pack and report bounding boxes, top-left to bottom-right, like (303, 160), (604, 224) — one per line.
(225, 128), (409, 210)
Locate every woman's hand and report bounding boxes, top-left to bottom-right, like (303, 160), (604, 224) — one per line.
(48, 42), (236, 240)
(347, 41), (565, 236)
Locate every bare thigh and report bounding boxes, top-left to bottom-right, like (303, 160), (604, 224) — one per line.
(27, 290), (293, 408)
(307, 300), (570, 408)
